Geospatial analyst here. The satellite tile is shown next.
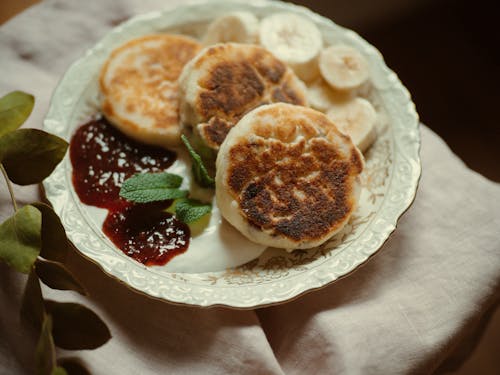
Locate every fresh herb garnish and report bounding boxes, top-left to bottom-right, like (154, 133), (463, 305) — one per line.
(119, 171), (212, 226)
(119, 172), (188, 203)
(173, 198), (212, 223)
(181, 134), (215, 188)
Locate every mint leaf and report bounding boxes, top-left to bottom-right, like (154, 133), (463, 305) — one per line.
(0, 91), (34, 138)
(174, 198), (212, 224)
(181, 135), (215, 188)
(124, 172), (183, 189)
(119, 172), (187, 203)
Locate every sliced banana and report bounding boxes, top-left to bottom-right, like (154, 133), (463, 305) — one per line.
(259, 12), (322, 82)
(319, 45), (370, 91)
(307, 78), (353, 112)
(326, 97), (377, 152)
(203, 11), (259, 45)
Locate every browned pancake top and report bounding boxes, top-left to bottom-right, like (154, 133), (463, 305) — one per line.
(193, 44), (307, 149)
(100, 34), (201, 131)
(225, 105), (363, 243)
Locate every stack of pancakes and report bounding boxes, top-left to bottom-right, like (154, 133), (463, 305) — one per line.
(98, 14), (367, 250)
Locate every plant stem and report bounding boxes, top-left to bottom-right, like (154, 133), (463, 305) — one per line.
(0, 163), (17, 212)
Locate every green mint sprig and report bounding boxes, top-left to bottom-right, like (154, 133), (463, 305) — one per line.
(119, 172), (188, 203)
(171, 198), (212, 224)
(181, 134), (215, 188)
(119, 171), (212, 225)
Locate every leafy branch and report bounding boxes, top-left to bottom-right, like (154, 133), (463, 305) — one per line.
(0, 91), (110, 375)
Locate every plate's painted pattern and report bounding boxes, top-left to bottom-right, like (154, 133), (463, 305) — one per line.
(43, 0), (420, 308)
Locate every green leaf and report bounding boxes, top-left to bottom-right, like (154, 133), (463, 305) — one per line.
(58, 358), (91, 375)
(121, 187), (188, 203)
(0, 129), (68, 185)
(181, 135), (215, 188)
(174, 198), (212, 224)
(119, 172), (187, 203)
(35, 314), (56, 375)
(0, 91), (34, 137)
(51, 367), (68, 375)
(32, 202), (68, 262)
(35, 259), (87, 295)
(0, 204), (41, 273)
(45, 300), (111, 350)
(21, 269), (45, 332)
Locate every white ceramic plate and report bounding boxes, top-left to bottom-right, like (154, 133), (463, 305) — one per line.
(43, 0), (420, 308)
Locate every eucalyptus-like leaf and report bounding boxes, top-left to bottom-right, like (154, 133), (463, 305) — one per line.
(21, 269), (45, 332)
(32, 203), (68, 262)
(45, 300), (111, 350)
(35, 314), (56, 375)
(35, 259), (87, 295)
(0, 204), (41, 273)
(0, 129), (68, 185)
(0, 91), (34, 137)
(51, 367), (68, 375)
(58, 358), (91, 375)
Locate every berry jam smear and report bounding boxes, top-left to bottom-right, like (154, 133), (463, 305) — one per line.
(70, 117), (190, 266)
(102, 201), (190, 266)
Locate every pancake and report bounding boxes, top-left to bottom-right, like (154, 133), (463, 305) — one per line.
(178, 43), (308, 151)
(216, 103), (364, 249)
(100, 34), (201, 147)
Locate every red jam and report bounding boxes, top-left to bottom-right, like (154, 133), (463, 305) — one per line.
(69, 117), (190, 266)
(69, 117), (176, 210)
(102, 202), (190, 266)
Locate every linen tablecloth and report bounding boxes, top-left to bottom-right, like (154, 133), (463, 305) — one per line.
(1, 1), (499, 374)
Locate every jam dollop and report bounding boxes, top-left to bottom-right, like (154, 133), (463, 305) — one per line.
(102, 202), (190, 266)
(69, 117), (176, 210)
(70, 117), (190, 266)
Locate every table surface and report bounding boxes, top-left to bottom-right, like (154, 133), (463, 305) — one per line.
(1, 1), (499, 374)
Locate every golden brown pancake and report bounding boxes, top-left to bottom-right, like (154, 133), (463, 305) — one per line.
(178, 43), (308, 151)
(216, 103), (364, 249)
(100, 34), (201, 147)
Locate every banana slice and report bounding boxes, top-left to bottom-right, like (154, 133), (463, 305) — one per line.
(203, 11), (259, 45)
(100, 34), (201, 147)
(259, 12), (322, 82)
(319, 45), (370, 91)
(326, 97), (377, 152)
(307, 78), (353, 112)
(216, 103), (364, 250)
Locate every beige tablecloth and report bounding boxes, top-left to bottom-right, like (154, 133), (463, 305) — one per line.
(1, 1), (499, 374)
